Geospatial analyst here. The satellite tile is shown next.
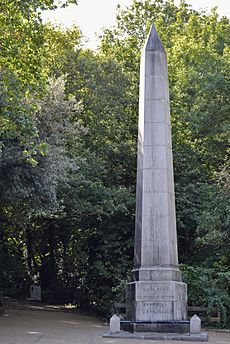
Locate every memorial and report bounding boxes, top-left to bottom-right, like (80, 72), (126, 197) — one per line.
(125, 23), (187, 332)
(104, 24), (208, 341)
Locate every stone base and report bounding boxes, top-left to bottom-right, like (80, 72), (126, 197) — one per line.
(126, 280), (187, 321)
(103, 330), (209, 341)
(121, 320), (190, 333)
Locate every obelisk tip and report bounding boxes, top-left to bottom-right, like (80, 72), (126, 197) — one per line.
(145, 24), (165, 53)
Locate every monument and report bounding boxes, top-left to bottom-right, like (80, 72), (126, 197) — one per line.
(104, 24), (208, 341)
(125, 22), (188, 334)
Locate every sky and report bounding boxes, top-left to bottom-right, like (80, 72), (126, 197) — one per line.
(42, 0), (230, 49)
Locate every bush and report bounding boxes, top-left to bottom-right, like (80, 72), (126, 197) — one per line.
(181, 265), (230, 327)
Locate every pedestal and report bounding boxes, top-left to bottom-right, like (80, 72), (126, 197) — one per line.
(126, 280), (187, 322)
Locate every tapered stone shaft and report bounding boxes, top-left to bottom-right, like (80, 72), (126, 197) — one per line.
(126, 24), (187, 323)
(134, 24), (178, 275)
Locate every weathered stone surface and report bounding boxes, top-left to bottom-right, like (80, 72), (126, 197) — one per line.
(132, 267), (182, 281)
(110, 314), (120, 334)
(30, 285), (41, 301)
(190, 314), (201, 334)
(134, 24), (178, 273)
(126, 281), (187, 321)
(127, 23), (186, 325)
(103, 330), (209, 341)
(121, 24), (207, 340)
(120, 320), (190, 334)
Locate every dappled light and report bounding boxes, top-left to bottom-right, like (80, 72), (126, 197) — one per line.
(0, 1), (229, 340)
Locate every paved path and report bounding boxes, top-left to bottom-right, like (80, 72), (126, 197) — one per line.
(0, 309), (229, 344)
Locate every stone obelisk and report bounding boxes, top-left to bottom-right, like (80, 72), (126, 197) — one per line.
(126, 24), (188, 332)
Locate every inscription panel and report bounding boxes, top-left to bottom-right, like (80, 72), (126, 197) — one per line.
(140, 301), (172, 314)
(135, 281), (187, 302)
(136, 282), (173, 301)
(136, 301), (173, 321)
(129, 281), (187, 321)
(135, 300), (187, 321)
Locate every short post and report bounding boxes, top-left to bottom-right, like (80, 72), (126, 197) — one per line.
(30, 285), (35, 299)
(30, 285), (41, 301)
(190, 314), (201, 334)
(110, 314), (120, 334)
(34, 286), (41, 301)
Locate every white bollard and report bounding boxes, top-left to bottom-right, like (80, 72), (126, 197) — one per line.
(30, 285), (41, 301)
(34, 286), (41, 301)
(190, 314), (201, 334)
(110, 314), (120, 334)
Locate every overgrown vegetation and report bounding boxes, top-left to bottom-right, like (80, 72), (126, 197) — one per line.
(0, 0), (229, 326)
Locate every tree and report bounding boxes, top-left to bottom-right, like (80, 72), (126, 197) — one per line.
(0, 0), (229, 324)
(64, 49), (137, 187)
(99, 0), (230, 264)
(0, 0), (80, 148)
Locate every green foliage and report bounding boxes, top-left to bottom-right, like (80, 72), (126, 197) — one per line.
(0, 0), (81, 149)
(182, 265), (230, 327)
(43, 24), (82, 77)
(0, 71), (38, 148)
(64, 49), (137, 187)
(0, 0), (229, 326)
(1, 1), (45, 88)
(196, 182), (230, 266)
(100, 0), (230, 267)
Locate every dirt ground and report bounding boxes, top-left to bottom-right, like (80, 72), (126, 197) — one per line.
(0, 307), (229, 344)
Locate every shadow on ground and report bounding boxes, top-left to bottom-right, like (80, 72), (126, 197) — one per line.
(0, 298), (229, 344)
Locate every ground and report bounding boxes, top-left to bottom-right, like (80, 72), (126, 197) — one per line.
(0, 299), (229, 344)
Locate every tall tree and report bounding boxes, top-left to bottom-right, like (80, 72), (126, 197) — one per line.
(99, 0), (230, 264)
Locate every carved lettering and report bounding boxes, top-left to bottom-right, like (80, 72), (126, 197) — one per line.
(139, 302), (173, 315)
(136, 283), (173, 301)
